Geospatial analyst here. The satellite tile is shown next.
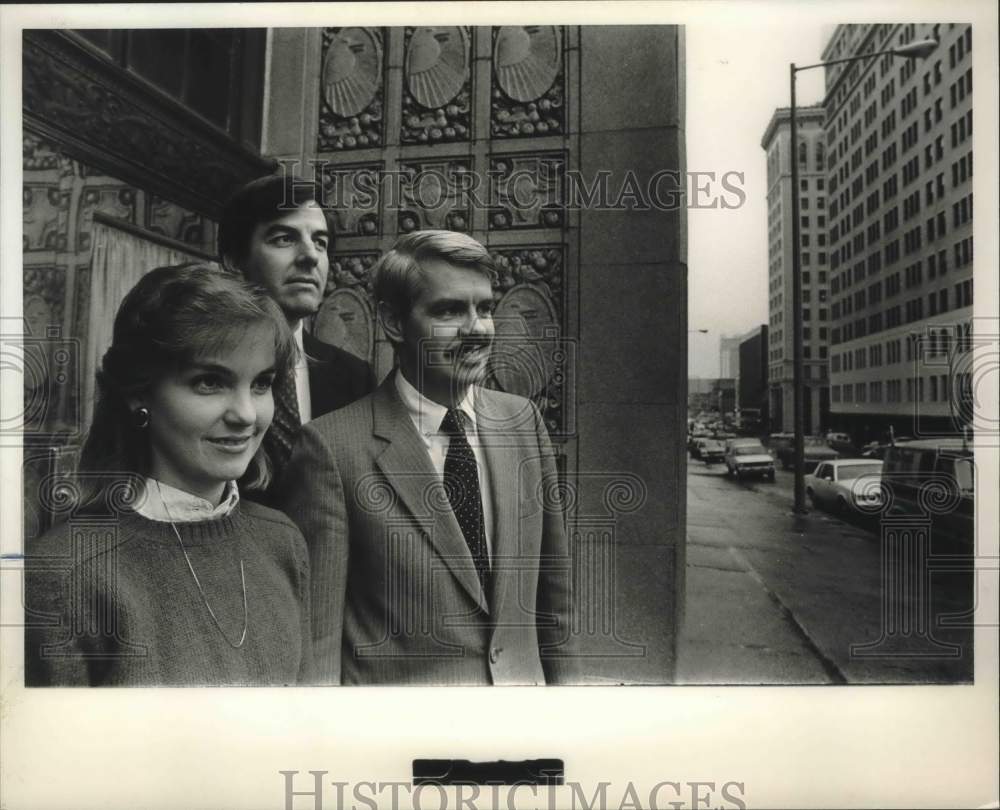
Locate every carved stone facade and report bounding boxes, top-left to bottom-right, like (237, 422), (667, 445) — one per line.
(400, 27), (473, 145)
(318, 28), (386, 151)
(299, 28), (576, 433)
(489, 152), (565, 230)
(20, 133), (217, 540)
(319, 163), (383, 237)
(397, 158), (474, 233)
(23, 31), (272, 219)
(491, 26), (566, 139)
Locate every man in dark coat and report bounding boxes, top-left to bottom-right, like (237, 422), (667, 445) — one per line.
(219, 174), (374, 486)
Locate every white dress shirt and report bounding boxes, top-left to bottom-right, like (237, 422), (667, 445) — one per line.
(394, 369), (494, 559)
(293, 322), (312, 424)
(138, 479), (240, 523)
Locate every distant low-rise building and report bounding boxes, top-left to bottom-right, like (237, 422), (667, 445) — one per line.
(689, 378), (737, 416)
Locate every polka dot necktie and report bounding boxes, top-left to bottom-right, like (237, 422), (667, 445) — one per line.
(440, 408), (490, 595)
(265, 368), (301, 475)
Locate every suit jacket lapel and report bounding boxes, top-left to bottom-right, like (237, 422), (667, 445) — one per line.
(371, 380), (489, 613)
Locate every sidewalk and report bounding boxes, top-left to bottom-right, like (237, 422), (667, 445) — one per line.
(677, 463), (974, 684)
(677, 516), (839, 684)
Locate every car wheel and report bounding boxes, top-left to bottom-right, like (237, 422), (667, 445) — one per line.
(766, 470), (775, 482)
(836, 496), (850, 514)
(734, 467), (742, 481)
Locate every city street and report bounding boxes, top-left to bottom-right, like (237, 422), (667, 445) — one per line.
(678, 455), (975, 684)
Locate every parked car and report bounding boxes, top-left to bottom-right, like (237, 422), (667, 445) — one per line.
(724, 440), (775, 480)
(825, 431), (856, 455)
(766, 432), (794, 456)
(688, 432), (712, 457)
(775, 435), (839, 472)
(860, 441), (890, 459)
(697, 438), (726, 464)
(805, 459), (885, 513)
(882, 439), (974, 545)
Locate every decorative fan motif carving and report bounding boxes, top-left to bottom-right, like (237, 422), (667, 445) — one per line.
(314, 287), (374, 364)
(488, 246), (566, 435)
(491, 26), (565, 139)
(494, 26), (561, 103)
(322, 28), (382, 117)
(406, 27), (469, 109)
(318, 28), (385, 151)
(401, 27), (471, 144)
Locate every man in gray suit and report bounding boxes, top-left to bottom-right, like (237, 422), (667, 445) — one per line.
(278, 230), (575, 684)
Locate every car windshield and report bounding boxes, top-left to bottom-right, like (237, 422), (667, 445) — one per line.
(837, 463), (882, 481)
(805, 437), (828, 446)
(734, 445), (767, 455)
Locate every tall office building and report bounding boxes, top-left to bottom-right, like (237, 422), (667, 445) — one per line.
(823, 24), (973, 442)
(719, 335), (741, 380)
(761, 104), (830, 434)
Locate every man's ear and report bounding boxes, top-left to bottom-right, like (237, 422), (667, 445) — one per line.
(125, 395), (144, 413)
(377, 300), (404, 345)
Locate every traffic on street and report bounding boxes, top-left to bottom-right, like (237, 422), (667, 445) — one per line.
(679, 421), (976, 684)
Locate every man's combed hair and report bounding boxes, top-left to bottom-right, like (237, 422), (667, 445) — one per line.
(218, 173), (333, 268)
(372, 230), (497, 316)
(77, 263), (295, 511)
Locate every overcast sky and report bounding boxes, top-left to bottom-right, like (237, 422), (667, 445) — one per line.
(686, 23), (833, 377)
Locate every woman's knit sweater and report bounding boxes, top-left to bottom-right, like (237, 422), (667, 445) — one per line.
(25, 500), (312, 686)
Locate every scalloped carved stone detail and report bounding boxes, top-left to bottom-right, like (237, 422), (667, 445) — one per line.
(486, 245), (566, 434)
(491, 26), (565, 139)
(400, 27), (472, 145)
(318, 27), (385, 152)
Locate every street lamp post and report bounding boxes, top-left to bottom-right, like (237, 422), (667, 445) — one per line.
(788, 36), (938, 514)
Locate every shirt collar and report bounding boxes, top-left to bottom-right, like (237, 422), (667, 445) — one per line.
(138, 478), (240, 523)
(394, 368), (478, 436)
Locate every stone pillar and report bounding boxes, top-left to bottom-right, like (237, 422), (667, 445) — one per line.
(574, 26), (686, 681)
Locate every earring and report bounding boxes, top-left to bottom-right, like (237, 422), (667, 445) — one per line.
(132, 407), (150, 429)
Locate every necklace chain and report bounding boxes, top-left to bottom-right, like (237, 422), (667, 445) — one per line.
(156, 482), (248, 649)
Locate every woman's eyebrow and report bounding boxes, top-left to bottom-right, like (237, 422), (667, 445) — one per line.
(186, 362), (235, 377)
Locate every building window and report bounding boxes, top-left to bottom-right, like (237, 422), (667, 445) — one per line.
(72, 29), (266, 147)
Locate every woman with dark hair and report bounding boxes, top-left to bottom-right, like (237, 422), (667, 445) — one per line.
(25, 263), (313, 686)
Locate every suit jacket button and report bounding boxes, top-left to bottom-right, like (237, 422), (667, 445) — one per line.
(489, 647), (501, 664)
